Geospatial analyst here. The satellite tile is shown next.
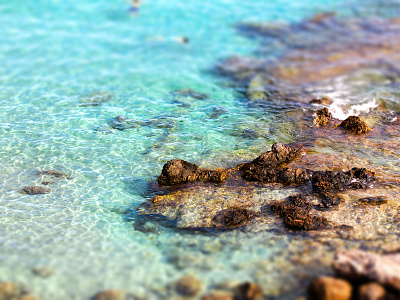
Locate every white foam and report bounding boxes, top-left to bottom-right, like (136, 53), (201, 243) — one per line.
(328, 98), (378, 120)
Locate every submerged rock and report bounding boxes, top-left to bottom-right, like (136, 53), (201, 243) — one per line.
(108, 116), (142, 130)
(79, 91), (112, 107)
(201, 291), (234, 300)
(339, 116), (371, 135)
(92, 290), (125, 300)
(332, 250), (400, 291)
(37, 170), (72, 179)
(173, 88), (209, 100)
(312, 168), (375, 194)
(175, 275), (202, 296)
(236, 282), (263, 300)
(308, 276), (352, 300)
(157, 159), (228, 185)
(357, 196), (388, 206)
(211, 208), (257, 228)
(271, 194), (329, 230)
(20, 186), (51, 195)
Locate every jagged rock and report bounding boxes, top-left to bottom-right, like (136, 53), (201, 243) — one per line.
(314, 108), (332, 127)
(357, 196), (388, 206)
(339, 116), (371, 135)
(240, 143), (306, 183)
(175, 275), (202, 296)
(236, 282), (263, 300)
(271, 194), (329, 230)
(92, 290), (125, 300)
(20, 186), (51, 195)
(157, 159), (228, 185)
(308, 276), (352, 300)
(312, 168), (374, 194)
(332, 250), (400, 291)
(357, 283), (386, 300)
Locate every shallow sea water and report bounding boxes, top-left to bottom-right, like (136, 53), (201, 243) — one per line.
(1, 0), (399, 299)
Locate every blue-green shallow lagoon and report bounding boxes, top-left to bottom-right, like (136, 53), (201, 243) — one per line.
(0, 0), (393, 299)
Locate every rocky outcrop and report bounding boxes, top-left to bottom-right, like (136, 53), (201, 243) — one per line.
(20, 186), (51, 195)
(157, 159), (228, 185)
(339, 116), (371, 135)
(313, 108), (332, 127)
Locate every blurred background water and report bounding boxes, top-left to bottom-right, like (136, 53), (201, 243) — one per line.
(0, 0), (398, 299)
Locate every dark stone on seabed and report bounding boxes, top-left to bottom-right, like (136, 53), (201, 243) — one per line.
(211, 208), (257, 228)
(271, 194), (329, 230)
(37, 169), (72, 179)
(357, 196), (388, 206)
(20, 186), (51, 195)
(237, 282), (264, 300)
(175, 275), (203, 296)
(308, 276), (352, 300)
(312, 168), (374, 194)
(173, 88), (209, 100)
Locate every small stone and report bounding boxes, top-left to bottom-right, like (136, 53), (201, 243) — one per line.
(92, 290), (125, 300)
(308, 276), (352, 300)
(19, 186), (51, 195)
(175, 275), (202, 296)
(0, 282), (18, 300)
(201, 291), (234, 300)
(339, 116), (371, 135)
(211, 208), (256, 228)
(358, 283), (386, 300)
(32, 266), (54, 278)
(314, 115), (329, 127)
(236, 282), (263, 300)
(37, 170), (72, 179)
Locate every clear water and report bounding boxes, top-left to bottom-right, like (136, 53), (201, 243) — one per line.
(0, 0), (394, 299)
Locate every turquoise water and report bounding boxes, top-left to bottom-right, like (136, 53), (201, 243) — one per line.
(0, 0), (384, 299)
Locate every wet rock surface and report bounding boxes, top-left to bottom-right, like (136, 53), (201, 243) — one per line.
(19, 186), (51, 195)
(157, 158), (228, 185)
(339, 116), (372, 135)
(271, 194), (329, 230)
(175, 275), (203, 296)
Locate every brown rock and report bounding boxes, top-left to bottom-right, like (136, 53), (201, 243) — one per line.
(92, 290), (125, 300)
(271, 194), (329, 230)
(211, 208), (256, 228)
(358, 283), (386, 300)
(357, 197), (388, 206)
(201, 291), (234, 300)
(310, 96), (333, 105)
(175, 275), (202, 296)
(308, 276), (352, 300)
(314, 115), (329, 127)
(332, 250), (400, 291)
(19, 186), (51, 195)
(339, 116), (371, 135)
(157, 159), (228, 185)
(37, 170), (72, 179)
(18, 295), (37, 300)
(0, 282), (18, 300)
(236, 282), (263, 300)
